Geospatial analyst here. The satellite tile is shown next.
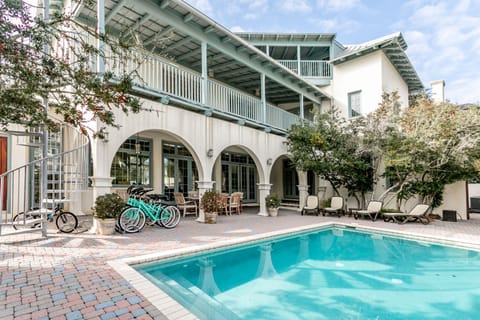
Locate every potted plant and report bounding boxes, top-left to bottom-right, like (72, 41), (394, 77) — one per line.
(201, 190), (223, 224)
(91, 193), (125, 235)
(265, 193), (281, 217)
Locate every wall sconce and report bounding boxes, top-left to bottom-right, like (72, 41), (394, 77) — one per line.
(207, 149), (214, 158)
(267, 158), (273, 166)
(208, 69), (214, 77)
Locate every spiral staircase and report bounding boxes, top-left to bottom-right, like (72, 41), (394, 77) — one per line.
(0, 125), (89, 236)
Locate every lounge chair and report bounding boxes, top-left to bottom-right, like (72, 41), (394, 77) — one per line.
(301, 195), (319, 216)
(383, 204), (430, 225)
(353, 201), (383, 221)
(322, 196), (344, 217)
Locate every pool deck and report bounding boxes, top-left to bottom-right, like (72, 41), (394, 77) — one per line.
(1, 208), (480, 320)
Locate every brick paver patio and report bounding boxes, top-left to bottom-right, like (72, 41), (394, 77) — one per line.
(1, 208), (480, 319)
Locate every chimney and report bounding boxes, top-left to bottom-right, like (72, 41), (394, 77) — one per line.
(431, 80), (445, 103)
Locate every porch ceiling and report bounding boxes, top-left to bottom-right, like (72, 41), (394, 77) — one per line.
(72, 0), (329, 105)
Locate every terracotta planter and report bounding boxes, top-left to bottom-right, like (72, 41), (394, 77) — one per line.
(93, 217), (116, 235)
(268, 207), (279, 217)
(205, 212), (217, 224)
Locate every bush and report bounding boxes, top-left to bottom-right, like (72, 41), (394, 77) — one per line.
(91, 193), (125, 219)
(265, 194), (281, 208)
(201, 190), (224, 213)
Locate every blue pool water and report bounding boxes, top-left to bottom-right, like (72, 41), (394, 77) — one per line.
(136, 228), (480, 319)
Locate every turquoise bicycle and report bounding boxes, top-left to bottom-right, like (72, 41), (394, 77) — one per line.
(118, 186), (180, 233)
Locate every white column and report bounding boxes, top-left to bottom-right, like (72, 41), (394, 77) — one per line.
(297, 46), (301, 76)
(257, 183), (272, 216)
(196, 180), (215, 223)
(90, 176), (114, 205)
(266, 45), (270, 56)
(97, 0), (105, 74)
(261, 73), (266, 123)
(298, 184), (309, 211)
(299, 94), (304, 119)
(201, 41), (208, 106)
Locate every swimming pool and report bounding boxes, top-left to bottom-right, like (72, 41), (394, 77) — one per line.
(136, 227), (480, 319)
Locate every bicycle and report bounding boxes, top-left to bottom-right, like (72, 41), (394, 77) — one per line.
(117, 186), (180, 233)
(12, 204), (78, 233)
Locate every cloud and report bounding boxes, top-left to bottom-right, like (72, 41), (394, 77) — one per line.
(397, 1), (480, 103)
(186, 0), (214, 16)
(316, 0), (361, 12)
(231, 26), (246, 32)
(309, 17), (359, 35)
(280, 0), (311, 13)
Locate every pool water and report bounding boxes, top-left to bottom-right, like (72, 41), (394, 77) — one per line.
(136, 228), (480, 319)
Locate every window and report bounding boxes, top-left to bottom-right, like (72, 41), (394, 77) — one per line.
(348, 91), (362, 117)
(111, 137), (152, 186)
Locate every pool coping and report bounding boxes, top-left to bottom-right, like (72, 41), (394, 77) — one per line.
(108, 221), (480, 320)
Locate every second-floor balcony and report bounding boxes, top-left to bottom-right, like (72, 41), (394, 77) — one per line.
(105, 50), (301, 133)
(277, 60), (332, 79)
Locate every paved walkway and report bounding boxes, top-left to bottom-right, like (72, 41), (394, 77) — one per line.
(1, 209), (480, 319)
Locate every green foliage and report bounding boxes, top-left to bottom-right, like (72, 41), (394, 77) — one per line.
(0, 1), (141, 137)
(201, 190), (224, 213)
(265, 194), (281, 208)
(91, 193), (125, 219)
(287, 91), (480, 209)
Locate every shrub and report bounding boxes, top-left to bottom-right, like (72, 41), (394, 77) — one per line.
(201, 190), (224, 213)
(91, 193), (125, 219)
(265, 194), (281, 208)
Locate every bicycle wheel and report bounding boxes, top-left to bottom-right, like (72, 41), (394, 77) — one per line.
(56, 212), (78, 233)
(119, 207), (146, 233)
(160, 206), (181, 229)
(12, 212), (41, 230)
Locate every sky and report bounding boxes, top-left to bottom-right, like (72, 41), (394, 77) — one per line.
(185, 0), (480, 104)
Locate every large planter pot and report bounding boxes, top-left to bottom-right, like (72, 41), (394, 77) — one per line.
(205, 212), (218, 224)
(93, 217), (116, 235)
(268, 207), (279, 217)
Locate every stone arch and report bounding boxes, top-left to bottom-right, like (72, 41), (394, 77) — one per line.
(211, 143), (266, 184)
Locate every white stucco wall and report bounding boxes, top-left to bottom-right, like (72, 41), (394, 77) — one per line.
(331, 51), (383, 118)
(380, 54), (409, 107)
(87, 98), (289, 213)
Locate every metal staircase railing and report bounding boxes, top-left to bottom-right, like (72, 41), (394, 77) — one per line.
(0, 125), (89, 236)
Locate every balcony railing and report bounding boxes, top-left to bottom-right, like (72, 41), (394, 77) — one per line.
(102, 47), (301, 131)
(277, 60), (332, 78)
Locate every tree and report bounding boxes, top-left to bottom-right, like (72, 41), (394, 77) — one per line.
(287, 109), (373, 208)
(0, 1), (141, 138)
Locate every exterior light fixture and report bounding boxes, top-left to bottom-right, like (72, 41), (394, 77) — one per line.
(207, 149), (214, 158)
(267, 158), (273, 165)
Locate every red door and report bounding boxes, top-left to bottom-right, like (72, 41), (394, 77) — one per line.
(0, 137), (7, 210)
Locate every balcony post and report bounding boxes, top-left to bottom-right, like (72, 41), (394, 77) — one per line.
(297, 46), (301, 76)
(261, 73), (266, 123)
(201, 41), (208, 106)
(300, 94), (304, 119)
(266, 45), (270, 56)
(97, 0), (105, 74)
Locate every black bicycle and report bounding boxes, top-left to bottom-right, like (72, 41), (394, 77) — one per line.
(12, 205), (78, 233)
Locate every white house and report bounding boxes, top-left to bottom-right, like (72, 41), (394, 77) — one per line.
(2, 0), (467, 234)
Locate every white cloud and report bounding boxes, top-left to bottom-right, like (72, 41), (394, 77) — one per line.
(309, 17), (359, 35)
(316, 0), (361, 12)
(231, 26), (246, 32)
(280, 0), (311, 13)
(397, 1), (480, 103)
(186, 0), (214, 16)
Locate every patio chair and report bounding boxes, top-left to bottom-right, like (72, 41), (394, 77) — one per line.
(322, 196), (344, 217)
(301, 195), (319, 216)
(353, 201), (383, 221)
(231, 192), (244, 213)
(383, 204), (430, 225)
(173, 192), (198, 217)
(229, 193), (241, 215)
